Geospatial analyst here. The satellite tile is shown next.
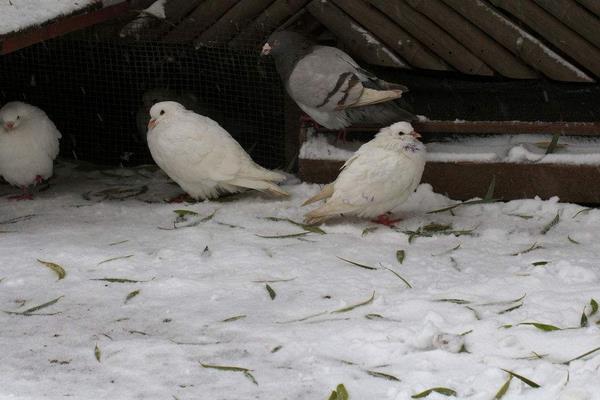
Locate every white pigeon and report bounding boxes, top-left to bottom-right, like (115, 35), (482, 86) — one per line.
(0, 102), (61, 199)
(146, 101), (288, 200)
(303, 122), (425, 225)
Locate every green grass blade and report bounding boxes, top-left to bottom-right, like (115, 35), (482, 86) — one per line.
(124, 289), (140, 304)
(494, 375), (512, 399)
(337, 256), (377, 270)
(332, 292), (375, 314)
(545, 132), (561, 154)
(590, 299), (598, 316)
(572, 208), (592, 218)
(97, 254), (134, 266)
(396, 250), (405, 264)
(518, 322), (561, 331)
(366, 370), (400, 381)
(256, 232), (310, 239)
(37, 259), (66, 280)
(568, 235), (580, 244)
(412, 387), (457, 398)
(500, 369), (541, 388)
(19, 296), (64, 314)
(541, 213), (560, 235)
(91, 277), (147, 283)
(200, 363), (251, 372)
(94, 344), (101, 362)
(563, 346), (600, 364)
(221, 315), (246, 322)
(266, 284), (276, 300)
(381, 266), (412, 288)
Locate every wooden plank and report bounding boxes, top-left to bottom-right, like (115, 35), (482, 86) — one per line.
(533, 0), (600, 49)
(490, 0), (600, 77)
(405, 0), (538, 79)
(308, 120), (600, 135)
(575, 0), (600, 18)
(162, 0), (237, 43)
(0, 2), (129, 55)
(441, 0), (594, 82)
(299, 158), (600, 203)
(229, 0), (311, 50)
(368, 0), (493, 76)
(194, 0), (276, 47)
(330, 0), (450, 71)
(306, 0), (409, 68)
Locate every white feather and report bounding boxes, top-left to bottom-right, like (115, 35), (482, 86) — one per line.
(146, 101), (287, 200)
(304, 122), (425, 223)
(0, 102), (61, 187)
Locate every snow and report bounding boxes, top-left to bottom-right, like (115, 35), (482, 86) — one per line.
(0, 0), (100, 36)
(1, 161), (600, 399)
(300, 132), (600, 165)
(142, 0), (167, 20)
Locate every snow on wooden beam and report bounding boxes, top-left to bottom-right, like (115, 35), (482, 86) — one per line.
(228, 0), (311, 50)
(0, 2), (129, 55)
(490, 0), (600, 78)
(194, 0), (275, 48)
(368, 0), (494, 76)
(162, 0), (237, 43)
(405, 0), (538, 79)
(533, 0), (600, 49)
(330, 0), (450, 71)
(441, 0), (594, 83)
(306, 0), (409, 68)
(310, 121), (600, 135)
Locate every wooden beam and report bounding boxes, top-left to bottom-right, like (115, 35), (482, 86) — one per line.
(490, 0), (600, 77)
(306, 0), (409, 68)
(575, 0), (600, 18)
(441, 0), (594, 82)
(229, 0), (311, 50)
(299, 158), (600, 202)
(195, 0), (276, 48)
(405, 0), (538, 79)
(368, 0), (494, 76)
(533, 0), (600, 49)
(330, 0), (450, 71)
(0, 2), (129, 55)
(310, 120), (600, 135)
(162, 0), (237, 43)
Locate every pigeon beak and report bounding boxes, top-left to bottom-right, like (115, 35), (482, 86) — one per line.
(260, 43), (272, 56)
(410, 131), (421, 139)
(148, 119), (157, 130)
(4, 122), (14, 131)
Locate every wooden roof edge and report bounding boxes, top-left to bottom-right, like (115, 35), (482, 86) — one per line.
(0, 1), (130, 55)
(306, 0), (409, 69)
(490, 0), (600, 78)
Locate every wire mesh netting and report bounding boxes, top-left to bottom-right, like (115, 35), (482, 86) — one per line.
(0, 37), (287, 168)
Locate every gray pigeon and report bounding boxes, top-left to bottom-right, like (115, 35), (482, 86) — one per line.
(261, 31), (415, 130)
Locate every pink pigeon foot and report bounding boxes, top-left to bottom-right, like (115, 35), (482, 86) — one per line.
(8, 187), (33, 201)
(335, 128), (348, 143)
(35, 175), (44, 184)
(372, 213), (401, 227)
(299, 114), (321, 131)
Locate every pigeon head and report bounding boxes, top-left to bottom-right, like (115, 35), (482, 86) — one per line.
(375, 122), (424, 153)
(148, 101), (187, 130)
(261, 31), (311, 57)
(0, 101), (36, 132)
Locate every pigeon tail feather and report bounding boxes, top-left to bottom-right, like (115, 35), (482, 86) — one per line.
(340, 88), (403, 110)
(302, 184), (334, 206)
(226, 177), (289, 197)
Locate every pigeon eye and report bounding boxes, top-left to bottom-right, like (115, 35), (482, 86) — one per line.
(16, 116), (20, 120)
(160, 110), (165, 115)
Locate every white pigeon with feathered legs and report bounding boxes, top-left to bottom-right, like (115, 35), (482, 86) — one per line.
(0, 101), (61, 199)
(303, 122), (425, 225)
(146, 101), (288, 200)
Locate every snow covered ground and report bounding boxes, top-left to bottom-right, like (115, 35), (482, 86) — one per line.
(0, 0), (100, 36)
(1, 161), (600, 400)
